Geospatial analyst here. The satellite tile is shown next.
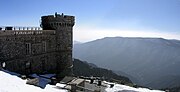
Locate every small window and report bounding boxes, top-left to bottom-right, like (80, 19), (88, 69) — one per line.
(26, 61), (30, 67)
(2, 62), (6, 68)
(42, 41), (46, 52)
(25, 43), (31, 55)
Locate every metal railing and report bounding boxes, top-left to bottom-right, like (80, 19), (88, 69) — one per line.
(0, 26), (42, 31)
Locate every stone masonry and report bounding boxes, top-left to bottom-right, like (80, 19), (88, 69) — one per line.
(0, 13), (75, 77)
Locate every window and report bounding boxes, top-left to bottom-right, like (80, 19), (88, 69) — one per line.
(41, 57), (47, 72)
(25, 43), (31, 55)
(42, 41), (46, 52)
(2, 62), (6, 68)
(26, 61), (30, 67)
(25, 61), (31, 74)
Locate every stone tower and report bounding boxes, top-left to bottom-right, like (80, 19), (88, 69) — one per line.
(41, 13), (75, 77)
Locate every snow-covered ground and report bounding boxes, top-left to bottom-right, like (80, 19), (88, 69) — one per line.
(0, 70), (67, 92)
(0, 70), (164, 92)
(105, 82), (164, 92)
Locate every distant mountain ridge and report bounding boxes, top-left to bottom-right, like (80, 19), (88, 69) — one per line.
(73, 37), (180, 89)
(73, 41), (82, 45)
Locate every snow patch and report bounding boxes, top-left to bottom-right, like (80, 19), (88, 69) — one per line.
(0, 70), (67, 92)
(105, 82), (164, 92)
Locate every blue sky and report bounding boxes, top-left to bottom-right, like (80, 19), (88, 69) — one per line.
(0, 0), (180, 42)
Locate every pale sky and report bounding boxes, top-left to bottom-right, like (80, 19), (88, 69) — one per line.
(74, 26), (180, 42)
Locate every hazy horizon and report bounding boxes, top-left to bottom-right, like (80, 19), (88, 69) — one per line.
(73, 28), (180, 42)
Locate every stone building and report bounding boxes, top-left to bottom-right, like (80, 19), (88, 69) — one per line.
(0, 13), (75, 77)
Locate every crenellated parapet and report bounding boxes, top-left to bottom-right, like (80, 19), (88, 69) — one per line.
(41, 13), (75, 30)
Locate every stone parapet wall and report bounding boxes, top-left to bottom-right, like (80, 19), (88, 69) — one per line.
(0, 30), (55, 36)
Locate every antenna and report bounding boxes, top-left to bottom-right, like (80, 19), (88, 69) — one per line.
(55, 12), (58, 17)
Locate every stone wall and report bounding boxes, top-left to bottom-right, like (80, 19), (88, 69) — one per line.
(0, 31), (57, 74)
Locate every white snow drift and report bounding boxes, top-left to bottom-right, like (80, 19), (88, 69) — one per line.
(0, 71), (67, 92)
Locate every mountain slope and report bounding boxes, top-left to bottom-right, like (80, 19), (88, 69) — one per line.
(73, 58), (132, 84)
(73, 37), (180, 89)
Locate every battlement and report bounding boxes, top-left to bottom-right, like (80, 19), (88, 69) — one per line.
(41, 12), (75, 23)
(41, 13), (75, 30)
